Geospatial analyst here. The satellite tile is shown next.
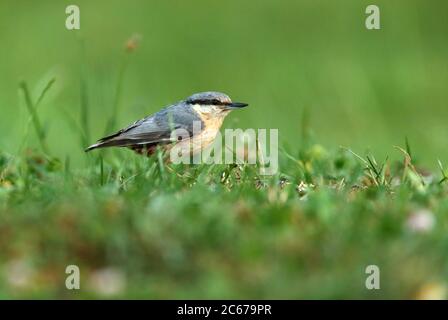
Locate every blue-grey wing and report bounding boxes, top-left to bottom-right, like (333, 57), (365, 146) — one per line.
(87, 103), (203, 150)
(125, 104), (202, 139)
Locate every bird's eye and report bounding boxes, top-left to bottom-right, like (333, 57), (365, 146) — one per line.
(189, 98), (222, 105)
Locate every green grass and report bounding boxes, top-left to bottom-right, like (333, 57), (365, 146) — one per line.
(1, 138), (448, 299)
(1, 0), (448, 299)
(1, 1), (448, 166)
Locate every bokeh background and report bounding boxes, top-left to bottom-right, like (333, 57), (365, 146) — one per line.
(1, 0), (448, 300)
(0, 0), (447, 167)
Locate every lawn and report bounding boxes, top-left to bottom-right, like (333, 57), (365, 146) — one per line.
(1, 0), (448, 299)
(1, 137), (448, 299)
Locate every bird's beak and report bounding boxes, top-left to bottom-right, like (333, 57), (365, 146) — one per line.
(226, 102), (249, 110)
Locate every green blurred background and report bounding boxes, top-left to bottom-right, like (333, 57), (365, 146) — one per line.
(0, 0), (447, 167)
(1, 0), (448, 300)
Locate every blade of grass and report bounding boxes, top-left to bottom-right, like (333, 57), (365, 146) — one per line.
(19, 81), (50, 155)
(104, 55), (130, 135)
(405, 136), (412, 159)
(99, 155), (104, 186)
(437, 159), (448, 184)
(35, 78), (56, 108)
(157, 148), (166, 180)
(18, 78), (55, 154)
(78, 37), (92, 151)
(394, 145), (425, 186)
(80, 75), (90, 148)
(104, 35), (141, 135)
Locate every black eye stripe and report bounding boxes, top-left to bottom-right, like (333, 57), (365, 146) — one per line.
(188, 99), (228, 105)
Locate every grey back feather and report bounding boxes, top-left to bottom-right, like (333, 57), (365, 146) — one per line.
(85, 101), (203, 151)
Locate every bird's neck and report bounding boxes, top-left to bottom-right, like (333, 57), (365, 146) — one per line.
(192, 105), (229, 130)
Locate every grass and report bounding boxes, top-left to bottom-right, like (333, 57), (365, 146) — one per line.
(2, 1), (448, 166)
(1, 120), (448, 298)
(2, 65), (448, 299)
(1, 0), (448, 300)
(18, 80), (51, 155)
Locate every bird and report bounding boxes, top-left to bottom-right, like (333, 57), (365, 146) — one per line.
(85, 92), (248, 157)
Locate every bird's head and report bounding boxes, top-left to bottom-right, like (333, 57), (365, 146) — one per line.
(186, 92), (248, 118)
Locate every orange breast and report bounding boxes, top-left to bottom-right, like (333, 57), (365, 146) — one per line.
(167, 112), (225, 156)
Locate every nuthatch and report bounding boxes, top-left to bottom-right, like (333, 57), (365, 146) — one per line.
(85, 92), (248, 156)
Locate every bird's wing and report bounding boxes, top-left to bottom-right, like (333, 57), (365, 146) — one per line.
(96, 116), (150, 142)
(85, 104), (203, 151)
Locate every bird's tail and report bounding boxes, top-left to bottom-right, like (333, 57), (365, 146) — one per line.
(85, 137), (157, 152)
(85, 139), (132, 152)
(84, 143), (102, 152)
